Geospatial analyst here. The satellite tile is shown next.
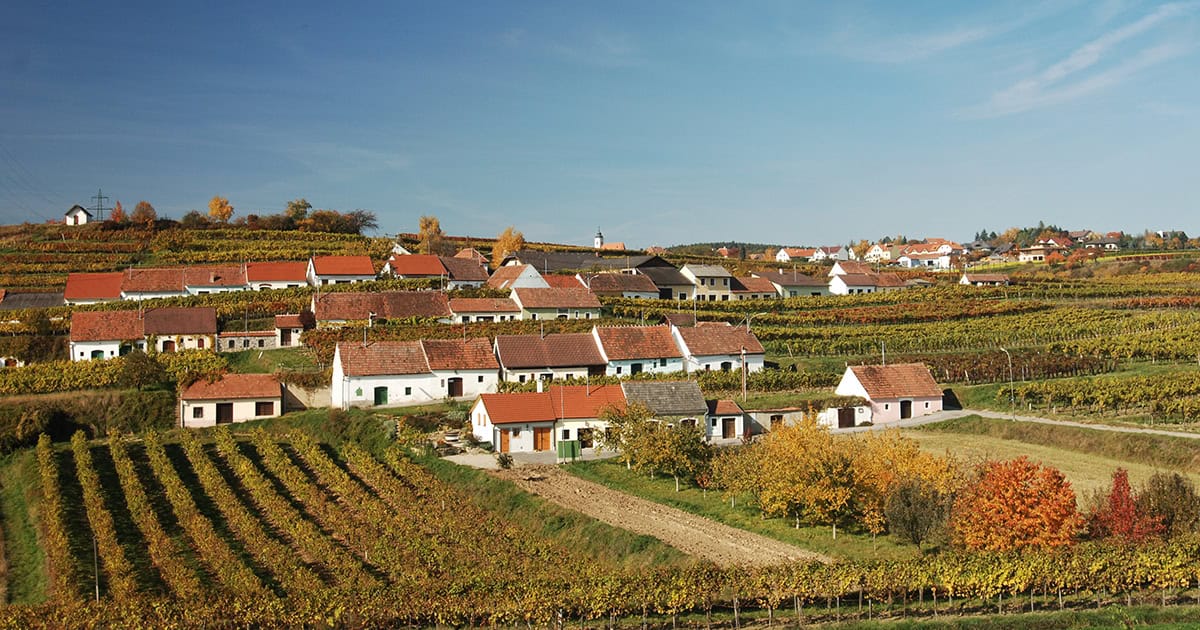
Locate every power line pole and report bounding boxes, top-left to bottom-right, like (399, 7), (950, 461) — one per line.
(90, 188), (110, 222)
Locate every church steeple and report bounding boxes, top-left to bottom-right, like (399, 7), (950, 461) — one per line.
(594, 227), (604, 249)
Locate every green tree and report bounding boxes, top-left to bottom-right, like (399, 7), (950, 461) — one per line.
(285, 198), (312, 222)
(885, 476), (951, 550)
(1138, 472), (1200, 537)
(594, 401), (655, 471)
(118, 350), (168, 391)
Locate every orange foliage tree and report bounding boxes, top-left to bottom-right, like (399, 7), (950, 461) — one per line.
(952, 456), (1082, 551)
(1088, 468), (1164, 542)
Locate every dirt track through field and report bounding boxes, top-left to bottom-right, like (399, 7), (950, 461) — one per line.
(496, 466), (829, 567)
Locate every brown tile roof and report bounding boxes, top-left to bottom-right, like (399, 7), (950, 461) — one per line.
(837, 273), (878, 287)
(487, 265), (538, 289)
(142, 307), (218, 336)
(543, 274), (585, 289)
(448, 298), (520, 313)
(454, 247), (488, 263)
(494, 333), (605, 369)
(122, 268), (186, 293)
(874, 273), (908, 288)
(832, 261), (875, 275)
(478, 392), (558, 424)
(548, 385), (626, 418)
(849, 363), (942, 399)
(274, 314), (304, 328)
(64, 272), (124, 301)
(421, 338), (499, 371)
(677, 324), (764, 356)
(599, 241), (627, 250)
(336, 341), (429, 376)
(313, 291), (451, 321)
(246, 261), (308, 282)
(586, 273), (658, 294)
(311, 255), (375, 276)
(438, 256), (489, 282)
(183, 265), (247, 288)
(663, 313), (696, 327)
(963, 273), (1010, 283)
(781, 247), (815, 258)
(706, 399), (744, 415)
(386, 254), (446, 276)
(595, 325), (681, 360)
(732, 276), (776, 294)
(513, 287), (601, 309)
(181, 373), (281, 401)
(70, 310), (143, 341)
(753, 270), (826, 287)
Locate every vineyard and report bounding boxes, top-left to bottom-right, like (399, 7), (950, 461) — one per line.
(11, 427), (1200, 627)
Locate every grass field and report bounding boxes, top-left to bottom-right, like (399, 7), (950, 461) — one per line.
(566, 459), (920, 563)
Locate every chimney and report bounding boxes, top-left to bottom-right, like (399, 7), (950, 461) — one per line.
(536, 379), (543, 393)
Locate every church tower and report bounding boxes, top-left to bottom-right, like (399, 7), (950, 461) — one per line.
(594, 227), (604, 249)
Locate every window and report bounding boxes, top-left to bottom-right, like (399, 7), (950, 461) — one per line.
(243, 339), (250, 348)
(197, 338), (205, 349)
(192, 407), (204, 419)
(257, 339), (265, 348)
(228, 340), (235, 349)
(925, 401), (930, 408)
(561, 429), (570, 440)
(630, 363), (643, 375)
(616, 366), (622, 375)
(884, 403), (890, 410)
(530, 313), (538, 320)
(478, 375), (484, 383)
(519, 375), (527, 383)
(659, 358), (667, 367)
(711, 418), (718, 427)
(404, 387), (412, 395)
(255, 401), (273, 416)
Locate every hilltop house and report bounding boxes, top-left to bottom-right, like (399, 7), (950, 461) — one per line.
(307, 255), (376, 286)
(69, 307), (217, 361)
(64, 205), (92, 226)
(834, 363), (943, 423)
(671, 323), (765, 374)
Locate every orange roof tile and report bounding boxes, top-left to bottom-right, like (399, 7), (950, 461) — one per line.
(121, 268), (187, 293)
(732, 276), (776, 294)
(64, 272), (124, 301)
(478, 392), (558, 424)
(706, 399), (744, 415)
(386, 254), (447, 276)
(311, 255), (375, 276)
(182, 373), (281, 400)
(336, 341), (429, 376)
(513, 287), (601, 309)
(848, 363), (942, 399)
(70, 310), (143, 341)
(677, 324), (764, 355)
(595, 325), (681, 360)
(246, 261), (308, 282)
(183, 265), (247, 288)
(274, 314), (304, 328)
(494, 333), (605, 369)
(543, 274), (585, 289)
(547, 385), (626, 419)
(421, 338), (499, 371)
(487, 264), (540, 289)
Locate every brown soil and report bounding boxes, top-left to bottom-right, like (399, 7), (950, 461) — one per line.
(494, 466), (829, 567)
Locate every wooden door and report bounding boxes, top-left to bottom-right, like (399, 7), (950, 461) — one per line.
(533, 427), (551, 451)
(216, 403), (234, 425)
(900, 400), (913, 419)
(721, 417), (735, 439)
(373, 386), (388, 406)
(837, 407), (855, 428)
(499, 429), (511, 453)
(280, 328), (291, 346)
(161, 339), (176, 353)
(447, 378), (463, 397)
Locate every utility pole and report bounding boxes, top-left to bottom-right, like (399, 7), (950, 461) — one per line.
(90, 188), (110, 222)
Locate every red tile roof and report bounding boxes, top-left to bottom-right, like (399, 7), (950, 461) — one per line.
(836, 273), (877, 287)
(311, 255), (375, 276)
(64, 272), (124, 301)
(494, 333), (605, 369)
(313, 291), (451, 321)
(706, 399), (744, 415)
(274, 314), (304, 328)
(478, 392), (558, 424)
(848, 363), (942, 399)
(386, 254), (446, 276)
(246, 261), (308, 282)
(832, 261), (875, 275)
(438, 256), (489, 282)
(70, 310), (143, 341)
(513, 287), (601, 309)
(181, 373), (281, 401)
(421, 338), (500, 371)
(183, 265), (247, 288)
(732, 276), (776, 294)
(547, 385), (626, 419)
(336, 341), (429, 376)
(217, 330), (274, 337)
(677, 324), (764, 356)
(121, 268), (187, 293)
(142, 308), (218, 335)
(454, 248), (488, 263)
(487, 264), (539, 289)
(595, 325), (681, 360)
(586, 273), (657, 294)
(448, 298), (520, 313)
(874, 273), (907, 288)
(543, 274), (585, 289)
(753, 270), (826, 287)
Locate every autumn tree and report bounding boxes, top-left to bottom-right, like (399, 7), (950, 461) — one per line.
(285, 198), (312, 223)
(851, 239), (872, 261)
(1138, 472), (1200, 537)
(885, 477), (951, 550)
(118, 350), (168, 391)
(418, 215), (449, 255)
(1088, 468), (1163, 542)
(131, 201), (157, 226)
(852, 429), (961, 540)
(208, 196), (234, 222)
(755, 417), (858, 537)
(594, 401), (655, 470)
(179, 210), (209, 229)
(952, 456), (1082, 551)
(639, 421), (712, 491)
(493, 226), (525, 267)
(711, 445), (761, 508)
(109, 200), (127, 223)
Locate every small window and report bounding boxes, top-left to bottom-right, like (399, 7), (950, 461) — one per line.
(477, 375), (484, 383)
(404, 387), (412, 395)
(884, 403), (890, 410)
(659, 358), (667, 367)
(519, 375), (527, 383)
(925, 401), (930, 408)
(257, 339), (265, 348)
(616, 366), (622, 375)
(561, 429), (570, 441)
(192, 407), (204, 419)
(255, 401), (273, 416)
(243, 339), (250, 348)
(197, 338), (205, 349)
(531, 313), (538, 320)
(227, 340), (235, 349)
(711, 418), (717, 427)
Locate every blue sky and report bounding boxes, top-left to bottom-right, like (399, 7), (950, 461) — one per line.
(1, 1), (1197, 248)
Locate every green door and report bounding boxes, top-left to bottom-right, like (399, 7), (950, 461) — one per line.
(373, 386), (388, 406)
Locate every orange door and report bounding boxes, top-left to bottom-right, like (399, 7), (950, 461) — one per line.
(533, 427), (551, 451)
(499, 429), (511, 453)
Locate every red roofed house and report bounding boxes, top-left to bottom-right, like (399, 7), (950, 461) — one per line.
(834, 363), (943, 424)
(312, 291), (452, 326)
(331, 338), (500, 409)
(381, 254), (487, 289)
(306, 255), (377, 286)
(510, 288), (601, 320)
(706, 399), (748, 440)
(274, 313), (309, 347)
(731, 276), (778, 300)
(493, 332), (607, 383)
(184, 265), (248, 295)
(448, 297), (521, 323)
(671, 323), (765, 374)
(581, 272), (658, 299)
(246, 261), (309, 290)
(592, 325), (684, 376)
(470, 384), (626, 453)
(487, 264), (549, 290)
(69, 307), (217, 361)
(180, 373), (283, 427)
(64, 272), (124, 305)
(119, 268), (188, 301)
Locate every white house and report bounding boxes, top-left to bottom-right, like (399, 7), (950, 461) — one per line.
(775, 247), (815, 263)
(180, 373), (283, 428)
(752, 270), (829, 298)
(593, 325), (685, 376)
(834, 363), (943, 424)
(119, 268), (189, 301)
(671, 323), (765, 374)
(582, 272), (660, 299)
(510, 288), (601, 320)
(64, 205), (92, 226)
(274, 314), (306, 348)
(246, 262), (309, 290)
(183, 266), (248, 295)
(63, 272), (124, 305)
(331, 338), (500, 409)
(69, 307), (217, 361)
(448, 297), (522, 323)
(487, 264), (549, 290)
(705, 399), (747, 440)
(493, 332), (607, 383)
(828, 261), (876, 277)
(959, 273), (1010, 287)
(470, 385), (626, 453)
(680, 264), (735, 302)
(307, 255), (377, 286)
(896, 253), (952, 269)
(828, 274), (877, 295)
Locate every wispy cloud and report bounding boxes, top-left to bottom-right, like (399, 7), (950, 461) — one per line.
(963, 2), (1196, 117)
(503, 26), (642, 68)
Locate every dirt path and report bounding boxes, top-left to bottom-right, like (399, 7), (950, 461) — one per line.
(495, 466), (829, 567)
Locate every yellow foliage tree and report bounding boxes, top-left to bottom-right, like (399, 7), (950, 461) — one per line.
(418, 215), (448, 255)
(208, 196), (234, 223)
(493, 226), (525, 267)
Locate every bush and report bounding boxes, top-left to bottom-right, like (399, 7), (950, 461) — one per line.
(0, 389), (175, 452)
